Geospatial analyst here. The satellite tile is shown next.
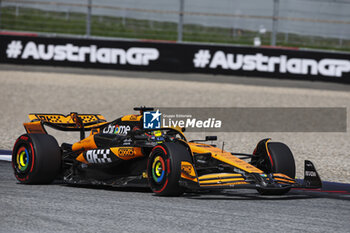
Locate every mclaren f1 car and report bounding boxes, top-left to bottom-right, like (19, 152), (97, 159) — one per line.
(12, 107), (322, 196)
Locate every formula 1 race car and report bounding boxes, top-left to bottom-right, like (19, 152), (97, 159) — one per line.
(12, 107), (322, 196)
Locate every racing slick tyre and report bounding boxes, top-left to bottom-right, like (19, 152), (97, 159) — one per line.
(251, 139), (296, 195)
(147, 142), (192, 196)
(12, 134), (62, 184)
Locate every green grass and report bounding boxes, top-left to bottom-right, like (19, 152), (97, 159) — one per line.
(1, 7), (349, 52)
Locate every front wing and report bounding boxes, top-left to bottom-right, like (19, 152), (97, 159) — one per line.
(179, 160), (322, 191)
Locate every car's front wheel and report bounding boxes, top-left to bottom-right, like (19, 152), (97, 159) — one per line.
(147, 142), (192, 196)
(251, 139), (296, 195)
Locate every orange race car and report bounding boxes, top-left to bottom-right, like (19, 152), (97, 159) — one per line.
(12, 107), (322, 196)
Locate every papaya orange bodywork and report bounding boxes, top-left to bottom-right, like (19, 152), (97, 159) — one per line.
(274, 178), (295, 184)
(198, 173), (243, 180)
(110, 147), (143, 160)
(200, 181), (249, 187)
(181, 161), (198, 182)
(189, 142), (263, 174)
(197, 173), (245, 186)
(23, 121), (46, 134)
(28, 113), (106, 124)
(76, 153), (88, 164)
(72, 135), (97, 152)
(121, 115), (142, 121)
(199, 178), (245, 184)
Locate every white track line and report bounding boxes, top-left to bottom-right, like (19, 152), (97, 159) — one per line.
(0, 155), (11, 162)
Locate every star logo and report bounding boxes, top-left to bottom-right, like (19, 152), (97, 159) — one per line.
(143, 110), (162, 129)
(150, 110), (161, 122)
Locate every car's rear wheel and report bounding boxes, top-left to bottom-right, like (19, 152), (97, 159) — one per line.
(147, 142), (192, 196)
(12, 134), (62, 184)
(251, 139), (296, 195)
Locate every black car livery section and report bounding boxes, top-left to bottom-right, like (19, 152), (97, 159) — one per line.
(12, 107), (322, 196)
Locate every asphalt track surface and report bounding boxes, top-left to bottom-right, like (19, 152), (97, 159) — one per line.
(1, 65), (350, 232)
(1, 161), (350, 233)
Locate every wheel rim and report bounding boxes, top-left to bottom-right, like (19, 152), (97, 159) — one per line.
(151, 156), (165, 183)
(16, 146), (29, 172)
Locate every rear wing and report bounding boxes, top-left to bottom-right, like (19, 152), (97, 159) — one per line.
(24, 113), (107, 137)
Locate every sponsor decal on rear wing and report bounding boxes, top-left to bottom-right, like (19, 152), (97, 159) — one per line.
(28, 113), (106, 125)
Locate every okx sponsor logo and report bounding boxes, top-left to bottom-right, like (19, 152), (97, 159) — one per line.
(143, 110), (161, 129)
(85, 149), (112, 164)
